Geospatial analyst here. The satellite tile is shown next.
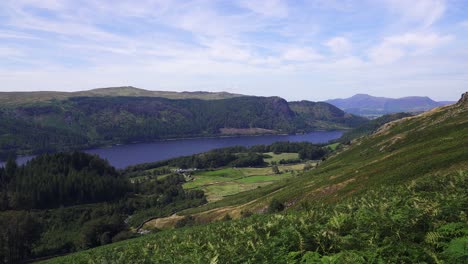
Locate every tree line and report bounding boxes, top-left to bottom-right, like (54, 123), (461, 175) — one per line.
(123, 141), (329, 176)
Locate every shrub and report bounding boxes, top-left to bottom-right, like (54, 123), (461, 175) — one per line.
(268, 199), (284, 213)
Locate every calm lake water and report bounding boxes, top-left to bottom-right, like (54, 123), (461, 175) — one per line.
(2, 131), (343, 169)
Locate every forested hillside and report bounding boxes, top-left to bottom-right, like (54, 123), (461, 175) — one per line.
(46, 93), (468, 263)
(0, 94), (366, 158)
(0, 152), (207, 263)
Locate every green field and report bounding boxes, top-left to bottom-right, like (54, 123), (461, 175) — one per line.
(184, 167), (298, 202)
(235, 175), (287, 183)
(264, 152), (299, 164)
(326, 142), (340, 151)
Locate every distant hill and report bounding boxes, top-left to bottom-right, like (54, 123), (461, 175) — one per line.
(0, 93), (366, 158)
(0, 86), (244, 106)
(326, 93), (455, 115)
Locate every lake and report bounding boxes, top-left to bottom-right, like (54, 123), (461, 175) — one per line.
(2, 131), (343, 169)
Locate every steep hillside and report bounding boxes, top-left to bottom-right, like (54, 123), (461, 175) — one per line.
(0, 96), (362, 158)
(326, 93), (451, 115)
(46, 93), (468, 264)
(338, 112), (414, 143)
(0, 86), (244, 106)
(290, 101), (367, 129)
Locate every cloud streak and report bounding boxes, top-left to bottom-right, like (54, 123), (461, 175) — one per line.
(0, 0), (466, 101)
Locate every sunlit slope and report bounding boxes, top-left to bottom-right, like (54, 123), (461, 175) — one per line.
(181, 93), (468, 217)
(282, 97), (467, 203)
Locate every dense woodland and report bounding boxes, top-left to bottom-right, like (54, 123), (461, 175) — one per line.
(0, 153), (128, 209)
(0, 152), (207, 263)
(0, 95), (366, 158)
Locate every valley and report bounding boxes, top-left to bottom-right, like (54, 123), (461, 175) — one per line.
(38, 93), (468, 263)
(3, 1), (467, 263)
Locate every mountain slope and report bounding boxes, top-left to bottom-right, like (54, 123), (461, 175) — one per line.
(326, 94), (451, 115)
(46, 93), (468, 264)
(338, 112), (414, 143)
(0, 86), (244, 106)
(0, 95), (364, 158)
(201, 92), (467, 215)
(290, 101), (367, 129)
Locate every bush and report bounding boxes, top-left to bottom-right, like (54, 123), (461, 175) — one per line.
(175, 216), (196, 228)
(240, 210), (253, 218)
(112, 231), (137, 243)
(268, 199), (284, 213)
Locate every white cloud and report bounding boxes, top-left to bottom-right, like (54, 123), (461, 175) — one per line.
(204, 40), (252, 61)
(369, 32), (453, 63)
(0, 0), (466, 101)
(386, 32), (452, 51)
(11, 0), (66, 11)
(383, 0), (446, 27)
(0, 30), (37, 40)
(282, 48), (323, 61)
(238, 0), (288, 18)
(325, 37), (352, 55)
(0, 47), (24, 57)
(369, 45), (405, 64)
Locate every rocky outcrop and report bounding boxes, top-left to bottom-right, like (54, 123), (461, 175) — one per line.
(457, 92), (468, 106)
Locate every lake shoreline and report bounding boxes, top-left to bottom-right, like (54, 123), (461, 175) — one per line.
(1, 131), (344, 169)
(91, 129), (345, 149)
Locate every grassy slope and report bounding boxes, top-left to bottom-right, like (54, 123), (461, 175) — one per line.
(170, 101), (466, 222)
(264, 152), (299, 164)
(44, 172), (467, 264)
(45, 98), (468, 263)
(204, 100), (468, 214)
(183, 166), (299, 202)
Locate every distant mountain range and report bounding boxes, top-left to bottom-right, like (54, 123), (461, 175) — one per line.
(326, 94), (455, 116)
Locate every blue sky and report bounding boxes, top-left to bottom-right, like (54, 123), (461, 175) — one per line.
(0, 0), (467, 101)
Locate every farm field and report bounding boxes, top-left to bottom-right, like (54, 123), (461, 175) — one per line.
(263, 152), (299, 164)
(184, 166), (300, 202)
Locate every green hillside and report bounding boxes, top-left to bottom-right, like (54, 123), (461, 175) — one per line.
(45, 94), (468, 263)
(0, 86), (243, 106)
(0, 95), (365, 158)
(338, 112), (414, 143)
